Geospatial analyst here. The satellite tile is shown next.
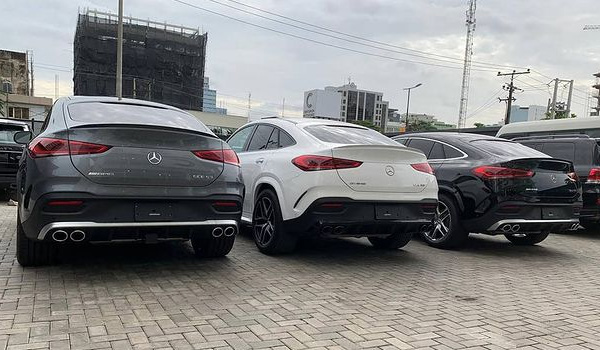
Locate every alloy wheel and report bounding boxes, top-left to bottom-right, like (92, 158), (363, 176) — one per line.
(253, 196), (275, 247)
(424, 201), (451, 242)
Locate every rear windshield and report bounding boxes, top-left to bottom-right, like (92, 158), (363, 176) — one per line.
(67, 102), (213, 134)
(0, 124), (26, 144)
(304, 125), (397, 145)
(471, 139), (549, 158)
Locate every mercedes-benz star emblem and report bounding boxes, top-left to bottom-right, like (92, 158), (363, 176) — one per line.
(385, 165), (395, 176)
(147, 151), (162, 165)
(550, 174), (557, 183)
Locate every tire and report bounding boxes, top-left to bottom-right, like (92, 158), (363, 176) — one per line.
(505, 231), (550, 245)
(421, 193), (469, 249)
(252, 189), (297, 254)
(192, 234), (235, 258)
(368, 232), (412, 250)
(580, 219), (600, 233)
(16, 213), (56, 266)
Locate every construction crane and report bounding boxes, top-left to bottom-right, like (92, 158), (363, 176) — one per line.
(457, 0), (476, 129)
(583, 25), (600, 30)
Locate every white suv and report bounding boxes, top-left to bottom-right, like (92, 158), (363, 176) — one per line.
(227, 118), (438, 254)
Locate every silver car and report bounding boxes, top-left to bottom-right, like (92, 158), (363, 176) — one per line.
(14, 96), (244, 266)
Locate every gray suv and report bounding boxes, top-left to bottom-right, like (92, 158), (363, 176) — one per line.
(14, 96), (244, 266)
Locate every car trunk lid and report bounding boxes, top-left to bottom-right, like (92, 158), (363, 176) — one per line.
(68, 125), (225, 187)
(331, 145), (435, 193)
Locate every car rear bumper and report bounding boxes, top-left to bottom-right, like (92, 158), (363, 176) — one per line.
(283, 198), (437, 237)
(462, 201), (581, 234)
(21, 192), (243, 242)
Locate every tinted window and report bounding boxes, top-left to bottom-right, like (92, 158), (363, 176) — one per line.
(394, 138), (408, 145)
(67, 102), (212, 134)
(471, 140), (547, 158)
(541, 142), (576, 161)
(408, 139), (435, 156)
(227, 126), (255, 153)
(429, 142), (445, 160)
(443, 144), (463, 159)
(279, 130), (295, 148)
(266, 128), (279, 150)
(247, 125), (274, 151)
(304, 125), (397, 145)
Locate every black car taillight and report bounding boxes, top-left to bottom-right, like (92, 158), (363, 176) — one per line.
(28, 138), (111, 158)
(292, 155), (362, 171)
(472, 166), (534, 179)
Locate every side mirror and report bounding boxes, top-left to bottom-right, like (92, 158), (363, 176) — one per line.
(13, 131), (33, 145)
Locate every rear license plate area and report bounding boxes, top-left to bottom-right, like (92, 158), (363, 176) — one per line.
(542, 207), (571, 219)
(135, 203), (174, 222)
(376, 205), (402, 220)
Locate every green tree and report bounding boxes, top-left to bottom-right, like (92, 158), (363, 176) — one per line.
(473, 122), (485, 128)
(350, 120), (382, 133)
(407, 120), (437, 132)
(543, 111), (576, 120)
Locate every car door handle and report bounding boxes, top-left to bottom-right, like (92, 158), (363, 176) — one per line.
(255, 158), (265, 164)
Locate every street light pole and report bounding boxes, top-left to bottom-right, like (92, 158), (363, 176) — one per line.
(403, 83), (422, 131)
(116, 0), (124, 100)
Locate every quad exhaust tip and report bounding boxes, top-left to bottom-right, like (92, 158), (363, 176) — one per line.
(322, 226), (333, 235)
(224, 226), (235, 237)
(52, 230), (68, 242)
(333, 226), (345, 235)
(70, 230), (86, 242)
(501, 224), (521, 233)
(212, 227), (224, 238)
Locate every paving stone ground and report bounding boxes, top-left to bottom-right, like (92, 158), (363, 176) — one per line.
(1, 205), (600, 349)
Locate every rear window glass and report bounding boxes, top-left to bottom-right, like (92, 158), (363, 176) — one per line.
(0, 124), (26, 143)
(471, 140), (548, 158)
(304, 125), (397, 145)
(67, 102), (212, 134)
(540, 142), (576, 161)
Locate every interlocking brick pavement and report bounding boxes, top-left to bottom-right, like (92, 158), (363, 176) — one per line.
(1, 204), (600, 349)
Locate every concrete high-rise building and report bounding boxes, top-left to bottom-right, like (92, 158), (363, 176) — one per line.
(202, 77), (227, 115)
(303, 83), (389, 129)
(509, 105), (546, 123)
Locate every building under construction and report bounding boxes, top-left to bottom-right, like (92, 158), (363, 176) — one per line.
(74, 10), (207, 110)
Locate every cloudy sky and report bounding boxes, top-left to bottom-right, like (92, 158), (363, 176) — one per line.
(2, 0), (599, 126)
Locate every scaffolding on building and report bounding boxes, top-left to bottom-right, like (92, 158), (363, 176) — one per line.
(592, 72), (600, 117)
(73, 9), (207, 110)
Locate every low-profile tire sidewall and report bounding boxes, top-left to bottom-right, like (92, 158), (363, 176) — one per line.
(422, 193), (468, 249)
(252, 189), (296, 254)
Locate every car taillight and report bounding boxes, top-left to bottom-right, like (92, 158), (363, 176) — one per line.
(28, 137), (111, 158)
(292, 155), (362, 171)
(472, 166), (534, 179)
(411, 163), (434, 175)
(192, 149), (240, 166)
(587, 168), (600, 184)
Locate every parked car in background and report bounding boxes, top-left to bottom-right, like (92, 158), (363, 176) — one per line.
(496, 117), (600, 139)
(227, 118), (438, 254)
(0, 119), (29, 199)
(393, 132), (582, 249)
(14, 96), (244, 266)
(516, 135), (600, 231)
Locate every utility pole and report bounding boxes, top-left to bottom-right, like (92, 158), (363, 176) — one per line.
(548, 78), (575, 119)
(497, 69), (530, 124)
(54, 74), (59, 100)
(115, 0), (124, 100)
(29, 52), (34, 96)
(133, 78), (136, 98)
(457, 0), (477, 129)
(403, 83), (422, 131)
(247, 93), (251, 119)
(281, 97), (285, 118)
(566, 79), (574, 117)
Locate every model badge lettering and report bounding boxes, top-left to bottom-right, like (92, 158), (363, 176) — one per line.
(88, 172), (115, 176)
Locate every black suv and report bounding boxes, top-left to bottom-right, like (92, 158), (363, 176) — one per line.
(516, 135), (600, 231)
(0, 119), (29, 198)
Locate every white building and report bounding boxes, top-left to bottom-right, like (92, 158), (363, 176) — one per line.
(303, 83), (389, 129)
(509, 105), (547, 123)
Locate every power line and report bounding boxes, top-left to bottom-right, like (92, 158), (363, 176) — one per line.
(171, 0), (500, 72)
(219, 0), (525, 70)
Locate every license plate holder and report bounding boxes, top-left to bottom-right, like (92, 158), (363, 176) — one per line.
(542, 207), (570, 220)
(135, 203), (174, 222)
(376, 205), (402, 220)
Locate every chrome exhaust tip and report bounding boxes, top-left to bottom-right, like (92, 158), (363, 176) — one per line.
(321, 226), (333, 235)
(52, 230), (68, 242)
(511, 224), (520, 233)
(501, 224), (512, 233)
(333, 226), (345, 235)
(70, 230), (86, 242)
(570, 223), (580, 231)
(212, 227), (223, 238)
(224, 226), (235, 237)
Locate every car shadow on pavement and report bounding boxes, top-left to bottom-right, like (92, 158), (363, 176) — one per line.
(558, 229), (600, 240)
